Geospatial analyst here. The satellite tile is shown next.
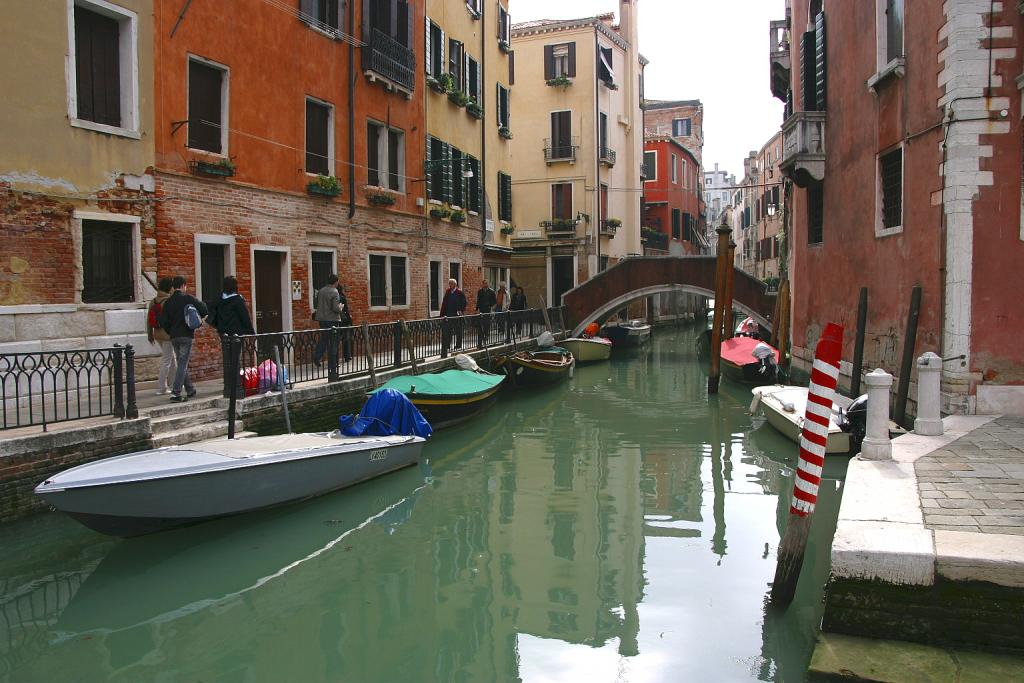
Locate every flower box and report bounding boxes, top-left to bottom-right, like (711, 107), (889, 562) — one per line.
(195, 160), (236, 177)
(368, 193), (396, 206)
(449, 210), (466, 224)
(427, 76), (448, 94)
(429, 207), (452, 219)
(448, 90), (469, 107)
(500, 226), (515, 235)
(498, 39), (512, 53)
(498, 126), (513, 140)
(307, 175), (341, 197)
(546, 75), (572, 88)
(466, 102), (484, 119)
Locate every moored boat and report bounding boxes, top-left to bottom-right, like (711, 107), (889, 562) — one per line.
(372, 368), (505, 429)
(493, 349), (574, 387)
(750, 385), (852, 454)
(720, 336), (779, 385)
(601, 320), (651, 347)
(561, 336), (613, 363)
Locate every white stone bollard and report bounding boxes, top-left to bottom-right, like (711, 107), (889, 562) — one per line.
(860, 368), (893, 460)
(914, 352), (944, 436)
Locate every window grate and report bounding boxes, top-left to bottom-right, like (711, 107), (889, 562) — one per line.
(82, 221), (134, 303)
(880, 148), (902, 229)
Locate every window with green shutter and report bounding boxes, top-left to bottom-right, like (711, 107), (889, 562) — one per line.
(467, 156), (481, 213)
(498, 172), (512, 222)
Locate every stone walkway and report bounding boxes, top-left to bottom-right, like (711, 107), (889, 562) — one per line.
(917, 416), (1024, 535)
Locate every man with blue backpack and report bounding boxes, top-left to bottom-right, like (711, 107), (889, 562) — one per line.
(159, 275), (209, 403)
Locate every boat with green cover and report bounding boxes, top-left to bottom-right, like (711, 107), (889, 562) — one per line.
(371, 369), (506, 429)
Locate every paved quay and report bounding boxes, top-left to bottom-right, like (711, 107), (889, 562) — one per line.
(813, 413), (1024, 676)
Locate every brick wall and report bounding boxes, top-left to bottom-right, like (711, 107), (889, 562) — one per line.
(155, 172), (485, 380)
(0, 420), (152, 522)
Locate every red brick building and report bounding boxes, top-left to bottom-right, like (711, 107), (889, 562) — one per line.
(774, 0), (1023, 414)
(153, 0), (482, 379)
(642, 137), (705, 255)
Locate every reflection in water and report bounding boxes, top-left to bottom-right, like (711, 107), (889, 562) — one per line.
(0, 326), (843, 682)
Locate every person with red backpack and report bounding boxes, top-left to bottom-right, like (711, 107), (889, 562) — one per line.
(146, 277), (177, 395)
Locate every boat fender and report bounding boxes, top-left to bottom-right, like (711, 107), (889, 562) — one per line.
(454, 353), (479, 371)
(782, 401), (796, 413)
(569, 364), (574, 379)
(749, 393), (761, 413)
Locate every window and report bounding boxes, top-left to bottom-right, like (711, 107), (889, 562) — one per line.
(300, 0), (343, 33)
(497, 84), (510, 129)
(550, 110), (572, 159)
(551, 183), (572, 220)
(498, 172), (512, 222)
(497, 4), (510, 45)
(368, 254), (408, 308)
(199, 243), (228, 304)
(426, 136), (449, 201)
(467, 56), (480, 101)
(681, 159), (688, 189)
(368, 0), (411, 48)
(671, 209), (681, 239)
(598, 45), (614, 85)
(305, 98), (333, 176)
(188, 58), (227, 154)
(509, 50), (515, 84)
(684, 212), (692, 242)
(800, 10), (827, 111)
(450, 147), (464, 207)
(879, 147), (902, 232)
(367, 121), (404, 191)
(808, 182), (824, 244)
(599, 112), (609, 157)
(82, 220), (134, 303)
(449, 38), (464, 90)
(883, 0), (904, 65)
(426, 19), (444, 79)
(466, 156), (481, 213)
(467, 0), (481, 15)
(310, 249), (335, 306)
(544, 42), (576, 79)
(672, 118), (691, 137)
(671, 154), (678, 184)
(449, 261), (461, 286)
(429, 259), (442, 314)
(70, 1), (139, 134)
(600, 184), (608, 220)
(642, 151), (656, 180)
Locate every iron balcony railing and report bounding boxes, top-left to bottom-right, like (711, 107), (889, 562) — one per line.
(541, 219), (580, 234)
(543, 137), (580, 163)
(600, 219), (619, 236)
(780, 110), (826, 185)
(362, 28), (416, 92)
(220, 308), (565, 396)
(599, 146), (617, 166)
(770, 19), (791, 101)
(0, 345), (138, 431)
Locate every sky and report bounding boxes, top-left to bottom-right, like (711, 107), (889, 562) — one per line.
(511, 0), (786, 179)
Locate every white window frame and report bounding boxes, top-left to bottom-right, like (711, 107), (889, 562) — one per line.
(869, 0), (906, 90)
(428, 257), (444, 316)
(304, 96), (335, 177)
(367, 119), (406, 193)
(875, 144), (904, 238)
(670, 154), (678, 184)
(308, 247), (337, 307)
(72, 210), (142, 305)
(643, 150), (657, 182)
(187, 54), (231, 157)
(672, 118), (690, 137)
(66, 0), (141, 139)
(448, 260), (462, 288)
(367, 252), (410, 311)
(552, 43), (570, 77)
(193, 234), (237, 304)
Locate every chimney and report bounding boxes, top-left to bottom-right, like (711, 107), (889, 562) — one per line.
(619, 0), (639, 50)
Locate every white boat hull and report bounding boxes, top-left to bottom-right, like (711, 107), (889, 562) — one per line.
(561, 338), (613, 363)
(751, 385), (852, 454)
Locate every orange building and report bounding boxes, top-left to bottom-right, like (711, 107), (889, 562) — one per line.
(151, 0), (468, 380)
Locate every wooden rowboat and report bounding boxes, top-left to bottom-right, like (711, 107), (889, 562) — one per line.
(372, 369), (505, 429)
(561, 337), (613, 363)
(494, 349), (575, 387)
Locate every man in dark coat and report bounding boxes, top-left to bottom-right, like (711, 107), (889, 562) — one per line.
(207, 275), (254, 397)
(475, 280), (497, 347)
(440, 278), (467, 354)
(159, 275), (209, 402)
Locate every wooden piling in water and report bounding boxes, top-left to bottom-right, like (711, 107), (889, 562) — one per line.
(851, 287), (868, 397)
(894, 285), (922, 428)
(775, 278), (790, 363)
(724, 241), (736, 339)
(361, 322), (376, 387)
(708, 225), (732, 394)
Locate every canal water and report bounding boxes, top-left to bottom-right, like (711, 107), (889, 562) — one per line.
(0, 325), (845, 682)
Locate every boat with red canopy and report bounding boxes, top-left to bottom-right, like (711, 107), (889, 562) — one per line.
(720, 336), (780, 385)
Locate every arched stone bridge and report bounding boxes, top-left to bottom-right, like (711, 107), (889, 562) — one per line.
(562, 256), (777, 337)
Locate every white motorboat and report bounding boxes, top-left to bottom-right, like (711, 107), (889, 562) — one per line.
(750, 385), (853, 454)
(35, 432), (426, 537)
(561, 336), (613, 363)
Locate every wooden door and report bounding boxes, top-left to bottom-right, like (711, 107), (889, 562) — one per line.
(254, 250), (284, 342)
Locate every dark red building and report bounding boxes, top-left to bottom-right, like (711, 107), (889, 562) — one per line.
(642, 137), (706, 255)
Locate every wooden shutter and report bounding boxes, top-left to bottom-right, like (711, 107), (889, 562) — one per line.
(800, 30), (816, 111)
(567, 42), (576, 77)
(75, 7), (121, 127)
(305, 100), (330, 175)
(424, 16), (431, 74)
(544, 45), (554, 80)
(814, 11), (827, 112)
(188, 60), (223, 153)
(366, 123), (380, 186)
(387, 129), (400, 190)
(509, 50), (515, 84)
(425, 135), (433, 199)
(441, 142), (452, 202)
(361, 0), (370, 39)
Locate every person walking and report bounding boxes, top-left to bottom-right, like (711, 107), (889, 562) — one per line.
(313, 274), (343, 370)
(440, 278), (467, 354)
(495, 281), (511, 343)
(159, 275), (208, 403)
(510, 286), (527, 335)
(475, 280), (497, 347)
(207, 275), (255, 396)
(146, 277), (177, 395)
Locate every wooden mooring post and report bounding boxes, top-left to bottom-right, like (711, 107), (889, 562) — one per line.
(771, 321), (844, 606)
(723, 241), (736, 339)
(400, 320), (418, 375)
(850, 287), (868, 397)
(361, 322), (377, 387)
(894, 285), (922, 428)
(708, 224), (732, 394)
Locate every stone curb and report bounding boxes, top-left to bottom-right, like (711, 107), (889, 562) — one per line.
(831, 414), (1024, 588)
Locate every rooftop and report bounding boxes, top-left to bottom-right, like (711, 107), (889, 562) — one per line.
(644, 99), (703, 111)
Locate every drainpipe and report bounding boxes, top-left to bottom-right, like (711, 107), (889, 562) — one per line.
(594, 26), (601, 271)
(480, 1), (487, 249)
(347, 0), (356, 219)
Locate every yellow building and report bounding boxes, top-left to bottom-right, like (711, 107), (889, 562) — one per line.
(0, 0), (159, 369)
(507, 0), (646, 307)
(423, 0), (515, 306)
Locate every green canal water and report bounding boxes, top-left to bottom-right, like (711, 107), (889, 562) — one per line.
(0, 326), (846, 682)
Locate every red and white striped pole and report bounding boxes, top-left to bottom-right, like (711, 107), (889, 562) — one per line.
(771, 322), (844, 606)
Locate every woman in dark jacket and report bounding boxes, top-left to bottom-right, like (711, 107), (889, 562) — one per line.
(208, 276), (255, 336)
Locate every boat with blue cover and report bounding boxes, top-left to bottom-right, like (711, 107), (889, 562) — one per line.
(371, 367), (506, 429)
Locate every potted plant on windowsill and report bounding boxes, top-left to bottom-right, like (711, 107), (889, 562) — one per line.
(606, 218), (622, 228)
(307, 174), (341, 198)
(429, 205), (452, 220)
(466, 99), (484, 119)
(498, 39), (511, 53)
(448, 88), (470, 107)
(364, 186), (398, 206)
(449, 209), (467, 224)
(552, 218), (576, 230)
(427, 75), (448, 94)
(546, 74), (572, 88)
(600, 78), (619, 91)
(500, 225), (515, 235)
(498, 126), (513, 140)
(195, 158), (236, 177)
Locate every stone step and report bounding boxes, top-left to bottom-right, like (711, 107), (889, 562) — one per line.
(150, 420), (239, 449)
(146, 396), (222, 418)
(150, 408), (229, 434)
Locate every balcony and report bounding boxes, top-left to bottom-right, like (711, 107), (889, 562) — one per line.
(769, 19), (790, 102)
(362, 28), (415, 95)
(780, 110), (826, 187)
(541, 218), (579, 235)
(544, 137), (580, 164)
(600, 219), (620, 236)
(599, 146), (616, 167)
